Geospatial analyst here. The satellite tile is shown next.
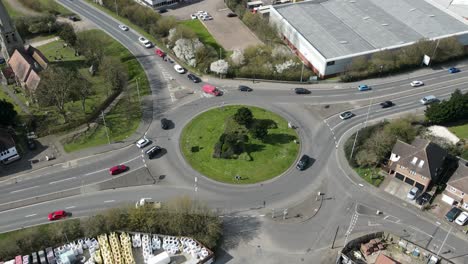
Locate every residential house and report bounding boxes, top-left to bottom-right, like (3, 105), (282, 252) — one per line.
(0, 129), (20, 164)
(388, 139), (447, 192)
(375, 253), (400, 264)
(442, 159), (468, 210)
(7, 45), (48, 93)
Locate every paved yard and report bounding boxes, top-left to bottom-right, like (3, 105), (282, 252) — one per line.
(161, 0), (263, 50)
(384, 178), (413, 202)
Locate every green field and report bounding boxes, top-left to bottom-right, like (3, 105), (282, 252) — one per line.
(354, 167), (384, 187)
(181, 105), (299, 184)
(180, 19), (224, 53)
(448, 122), (468, 140)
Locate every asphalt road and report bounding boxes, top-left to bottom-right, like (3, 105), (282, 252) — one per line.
(1, 0), (467, 263)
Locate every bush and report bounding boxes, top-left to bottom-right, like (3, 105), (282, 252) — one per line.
(14, 15), (59, 38)
(425, 89), (468, 124)
(234, 107), (253, 126)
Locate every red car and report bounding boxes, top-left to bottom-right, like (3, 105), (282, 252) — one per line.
(48, 210), (66, 221)
(109, 165), (128, 175)
(155, 48), (165, 57)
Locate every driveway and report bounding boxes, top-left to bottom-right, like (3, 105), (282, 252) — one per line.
(161, 0), (263, 50)
(384, 177), (413, 202)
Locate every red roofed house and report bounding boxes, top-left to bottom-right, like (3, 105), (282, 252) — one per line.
(375, 253), (400, 264)
(442, 159), (468, 210)
(8, 45), (48, 94)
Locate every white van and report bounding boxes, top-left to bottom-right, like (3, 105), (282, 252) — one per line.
(420, 95), (438, 105)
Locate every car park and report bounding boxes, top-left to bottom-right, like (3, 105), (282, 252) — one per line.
(118, 24), (129, 31)
(48, 210), (66, 221)
(161, 118), (170, 130)
(420, 95), (438, 105)
(109, 165), (128, 175)
(339, 111), (353, 120)
(445, 207), (462, 222)
(296, 154), (309, 171)
(239, 85), (253, 92)
(455, 211), (468, 226)
(187, 73), (201, 83)
(415, 192), (431, 206)
(380, 101), (393, 108)
(136, 138), (151, 148)
(406, 187), (420, 200)
(294, 88), (311, 94)
(358, 84), (371, 91)
(174, 64), (186, 74)
(410, 80), (424, 87)
(448, 67), (460, 73)
(146, 146), (162, 159)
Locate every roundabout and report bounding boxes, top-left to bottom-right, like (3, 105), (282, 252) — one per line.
(180, 105), (300, 184)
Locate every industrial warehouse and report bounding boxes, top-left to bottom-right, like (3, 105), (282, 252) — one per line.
(270, 0), (468, 78)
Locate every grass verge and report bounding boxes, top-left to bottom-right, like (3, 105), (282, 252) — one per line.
(354, 167), (384, 187)
(448, 122), (468, 140)
(181, 105), (299, 184)
(179, 19), (224, 53)
(3, 0), (26, 18)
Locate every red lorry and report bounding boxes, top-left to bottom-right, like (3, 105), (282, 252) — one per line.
(202, 84), (221, 96)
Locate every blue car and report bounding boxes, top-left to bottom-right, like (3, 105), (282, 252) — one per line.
(358, 84), (371, 91)
(448, 67), (460, 73)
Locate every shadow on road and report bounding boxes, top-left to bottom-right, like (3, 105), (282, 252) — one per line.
(220, 215), (262, 250)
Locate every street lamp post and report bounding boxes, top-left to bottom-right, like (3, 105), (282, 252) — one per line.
(300, 62), (305, 83)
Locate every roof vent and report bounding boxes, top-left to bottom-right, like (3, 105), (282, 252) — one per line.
(381, 23), (389, 26)
(429, 15), (435, 17)
(418, 160), (425, 168)
(363, 16), (370, 20)
(409, 8), (416, 12)
(411, 157), (418, 165)
(339, 41), (348, 44)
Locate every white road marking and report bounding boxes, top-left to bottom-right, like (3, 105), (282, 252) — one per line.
(10, 186), (39, 194)
(104, 200), (115, 203)
(84, 168), (108, 176)
(24, 214), (37, 218)
(49, 177), (76, 185)
(65, 206), (76, 209)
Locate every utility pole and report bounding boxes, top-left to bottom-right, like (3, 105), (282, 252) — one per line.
(350, 129), (360, 159)
(300, 62), (305, 83)
(136, 78), (141, 102)
(101, 111), (111, 145)
(283, 209), (288, 220)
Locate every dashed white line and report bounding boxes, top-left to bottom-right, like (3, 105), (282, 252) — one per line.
(84, 168), (108, 176)
(10, 186), (39, 194)
(24, 214), (37, 218)
(104, 200), (115, 203)
(65, 206), (76, 209)
(49, 177), (76, 185)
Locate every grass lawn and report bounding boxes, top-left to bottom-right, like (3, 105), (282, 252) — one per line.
(181, 105), (299, 184)
(3, 0), (25, 18)
(354, 167), (384, 187)
(179, 20), (224, 53)
(38, 0), (73, 15)
(448, 122), (468, 140)
(0, 89), (23, 113)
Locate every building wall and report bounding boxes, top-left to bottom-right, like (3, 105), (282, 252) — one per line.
(445, 184), (467, 208)
(393, 165), (431, 191)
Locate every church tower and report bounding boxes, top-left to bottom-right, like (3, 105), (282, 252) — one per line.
(0, 0), (24, 60)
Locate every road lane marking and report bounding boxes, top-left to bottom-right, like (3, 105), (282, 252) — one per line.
(84, 168), (109, 176)
(10, 186), (39, 194)
(104, 200), (115, 203)
(24, 214), (37, 218)
(49, 177), (76, 185)
(65, 206), (76, 209)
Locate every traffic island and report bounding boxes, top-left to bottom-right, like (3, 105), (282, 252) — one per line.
(180, 105), (300, 184)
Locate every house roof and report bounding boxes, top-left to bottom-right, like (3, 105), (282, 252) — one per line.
(272, 0), (468, 59)
(391, 138), (447, 179)
(8, 49), (33, 82)
(375, 253), (400, 264)
(447, 159), (468, 193)
(27, 45), (49, 70)
(25, 69), (41, 91)
(0, 129), (15, 151)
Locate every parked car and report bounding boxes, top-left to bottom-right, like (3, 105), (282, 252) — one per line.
(420, 95), (438, 105)
(358, 84), (371, 91)
(445, 207), (462, 222)
(109, 165), (128, 175)
(138, 36), (149, 44)
(339, 111), (353, 120)
(227, 12), (238, 17)
(187, 73), (201, 83)
(448, 67), (460, 73)
(143, 42), (153, 48)
(415, 192), (432, 206)
(68, 16), (79, 21)
(202, 84), (221, 96)
(407, 187), (420, 200)
(296, 154), (309, 171)
(118, 24), (129, 31)
(410, 80), (424, 87)
(158, 9), (168, 13)
(174, 64), (186, 74)
(380, 101), (393, 108)
(455, 211), (468, 226)
(136, 138), (151, 148)
(294, 88), (311, 94)
(190, 14), (198, 20)
(48, 210), (66, 221)
(202, 16), (213, 21)
(239, 85), (253, 92)
(27, 139), (37, 150)
(161, 118), (170, 130)
(155, 48), (165, 57)
(146, 146), (162, 159)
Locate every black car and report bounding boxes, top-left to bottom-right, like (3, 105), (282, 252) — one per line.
(146, 146), (162, 159)
(158, 9), (168, 13)
(445, 207), (462, 222)
(380, 101), (393, 108)
(68, 16), (79, 21)
(27, 139), (37, 150)
(187, 73), (201, 83)
(415, 192), (432, 206)
(161, 118), (170, 130)
(296, 154), (309, 171)
(238, 85), (253, 92)
(227, 12), (238, 17)
(295, 88), (311, 95)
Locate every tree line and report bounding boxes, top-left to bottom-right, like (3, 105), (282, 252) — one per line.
(425, 89), (468, 125)
(0, 197), (222, 261)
